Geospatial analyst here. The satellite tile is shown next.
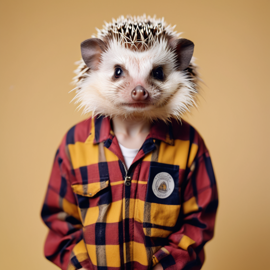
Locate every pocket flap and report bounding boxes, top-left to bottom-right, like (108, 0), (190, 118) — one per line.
(71, 180), (109, 197)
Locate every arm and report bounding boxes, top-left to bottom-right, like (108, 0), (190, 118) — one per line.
(152, 145), (218, 270)
(41, 135), (91, 270)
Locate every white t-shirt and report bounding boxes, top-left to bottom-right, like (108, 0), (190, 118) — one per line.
(119, 143), (139, 169)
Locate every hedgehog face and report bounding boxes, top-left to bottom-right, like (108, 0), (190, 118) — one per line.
(73, 15), (199, 121)
(98, 39), (177, 110)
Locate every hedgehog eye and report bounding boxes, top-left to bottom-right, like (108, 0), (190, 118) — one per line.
(152, 66), (164, 81)
(114, 66), (123, 78)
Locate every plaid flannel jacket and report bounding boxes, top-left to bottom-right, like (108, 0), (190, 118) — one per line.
(41, 115), (218, 270)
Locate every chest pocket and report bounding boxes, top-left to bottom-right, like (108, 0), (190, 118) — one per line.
(143, 163), (181, 238)
(71, 180), (111, 225)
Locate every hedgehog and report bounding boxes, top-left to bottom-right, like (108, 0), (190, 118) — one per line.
(72, 14), (199, 121)
(41, 15), (218, 270)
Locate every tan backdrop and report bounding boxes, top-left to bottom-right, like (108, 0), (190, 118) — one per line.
(1, 0), (269, 269)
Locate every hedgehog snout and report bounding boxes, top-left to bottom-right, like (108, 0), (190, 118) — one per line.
(131, 86), (149, 101)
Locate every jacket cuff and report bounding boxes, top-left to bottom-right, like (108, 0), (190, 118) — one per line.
(69, 239), (91, 269)
(152, 247), (175, 269)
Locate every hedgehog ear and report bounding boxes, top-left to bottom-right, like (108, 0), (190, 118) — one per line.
(170, 38), (194, 71)
(81, 38), (107, 70)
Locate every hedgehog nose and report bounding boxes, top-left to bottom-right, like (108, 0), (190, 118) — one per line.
(131, 86), (149, 101)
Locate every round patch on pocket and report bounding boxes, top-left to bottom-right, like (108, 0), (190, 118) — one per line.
(152, 172), (175, 199)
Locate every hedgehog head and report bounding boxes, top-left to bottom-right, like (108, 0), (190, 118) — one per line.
(72, 15), (199, 121)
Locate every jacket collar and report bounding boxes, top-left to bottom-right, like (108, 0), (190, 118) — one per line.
(85, 115), (175, 146)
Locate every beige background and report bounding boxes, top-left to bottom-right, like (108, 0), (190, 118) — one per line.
(1, 0), (269, 269)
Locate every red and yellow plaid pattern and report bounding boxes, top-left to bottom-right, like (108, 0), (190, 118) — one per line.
(41, 116), (218, 270)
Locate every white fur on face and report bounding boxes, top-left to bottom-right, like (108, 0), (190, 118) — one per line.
(73, 39), (197, 121)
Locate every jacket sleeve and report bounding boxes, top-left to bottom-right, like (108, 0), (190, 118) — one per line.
(152, 139), (218, 270)
(41, 135), (91, 270)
